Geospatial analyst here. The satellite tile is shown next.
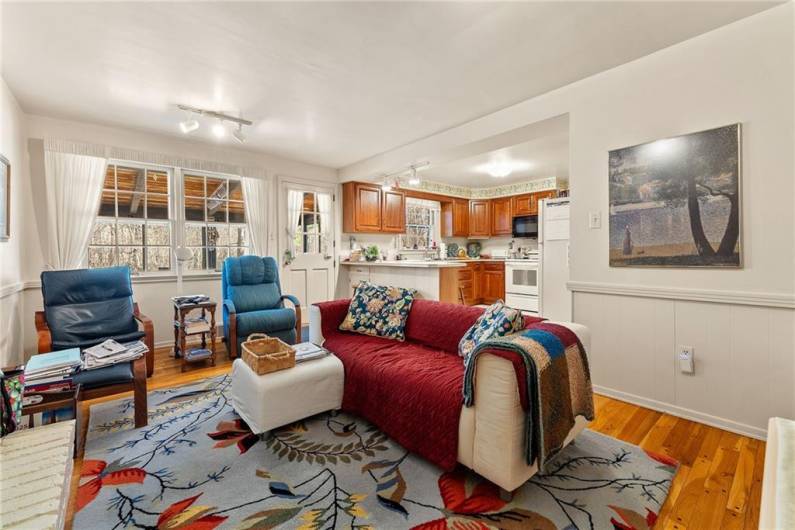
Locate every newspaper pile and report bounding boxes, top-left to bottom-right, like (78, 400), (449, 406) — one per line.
(82, 339), (148, 370)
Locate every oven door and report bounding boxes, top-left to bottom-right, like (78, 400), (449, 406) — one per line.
(506, 263), (539, 296)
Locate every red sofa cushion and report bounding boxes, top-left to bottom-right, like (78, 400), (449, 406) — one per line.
(404, 299), (485, 354)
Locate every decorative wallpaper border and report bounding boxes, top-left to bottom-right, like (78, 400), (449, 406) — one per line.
(400, 176), (559, 198)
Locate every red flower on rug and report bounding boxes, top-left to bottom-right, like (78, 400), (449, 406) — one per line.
(77, 459), (146, 511)
(609, 505), (658, 530)
(207, 418), (259, 453)
(155, 493), (227, 529)
(643, 449), (678, 469)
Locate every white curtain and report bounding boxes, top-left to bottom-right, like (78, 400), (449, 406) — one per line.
(317, 192), (332, 258)
(242, 177), (269, 256)
(286, 189), (303, 256)
(43, 150), (107, 269)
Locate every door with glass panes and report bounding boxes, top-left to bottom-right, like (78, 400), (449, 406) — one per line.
(280, 183), (335, 324)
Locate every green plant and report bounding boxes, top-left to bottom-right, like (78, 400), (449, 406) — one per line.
(364, 245), (380, 262)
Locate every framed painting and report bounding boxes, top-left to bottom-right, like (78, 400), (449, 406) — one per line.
(609, 123), (741, 268)
(0, 154), (8, 242)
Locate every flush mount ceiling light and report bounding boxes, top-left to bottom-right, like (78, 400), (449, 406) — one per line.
(176, 104), (252, 141)
(476, 159), (532, 178)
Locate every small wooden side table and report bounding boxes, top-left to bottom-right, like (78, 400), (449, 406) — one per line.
(21, 384), (82, 456)
(173, 300), (217, 372)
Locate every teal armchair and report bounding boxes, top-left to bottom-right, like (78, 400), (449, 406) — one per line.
(222, 255), (302, 358)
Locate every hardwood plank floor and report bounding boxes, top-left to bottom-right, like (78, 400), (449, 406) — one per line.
(63, 344), (766, 529)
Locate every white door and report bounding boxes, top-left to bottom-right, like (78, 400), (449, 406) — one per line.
(279, 182), (336, 324)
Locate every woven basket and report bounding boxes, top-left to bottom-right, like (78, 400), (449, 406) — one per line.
(241, 333), (296, 375)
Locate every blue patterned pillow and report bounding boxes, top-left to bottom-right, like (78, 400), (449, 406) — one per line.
(339, 281), (417, 341)
(458, 300), (524, 363)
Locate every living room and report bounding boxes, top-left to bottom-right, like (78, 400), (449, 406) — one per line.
(1, 2), (793, 529)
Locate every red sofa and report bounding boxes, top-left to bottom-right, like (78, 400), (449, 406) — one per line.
(310, 298), (591, 491)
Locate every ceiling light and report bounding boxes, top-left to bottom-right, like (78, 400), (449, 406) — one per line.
(408, 167), (420, 186)
(232, 123), (246, 143)
(179, 118), (199, 134)
(487, 162), (512, 178)
(212, 120), (226, 138)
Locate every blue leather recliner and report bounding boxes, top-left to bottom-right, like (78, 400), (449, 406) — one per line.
(222, 255), (302, 358)
(36, 266), (151, 427)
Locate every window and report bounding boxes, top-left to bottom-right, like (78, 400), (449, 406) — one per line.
(290, 190), (331, 256)
(401, 198), (441, 249)
(88, 164), (172, 273)
(183, 172), (249, 271)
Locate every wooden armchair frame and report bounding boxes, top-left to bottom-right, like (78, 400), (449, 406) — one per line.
(225, 296), (302, 359)
(34, 302), (153, 428)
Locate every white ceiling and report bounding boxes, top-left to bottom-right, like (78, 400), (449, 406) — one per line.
(1, 2), (778, 168)
(421, 128), (569, 187)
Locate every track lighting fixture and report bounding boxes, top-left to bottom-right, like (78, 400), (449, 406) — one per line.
(212, 120), (226, 138)
(179, 117), (199, 134)
(176, 104), (252, 141)
(408, 166), (420, 186)
(232, 123), (246, 144)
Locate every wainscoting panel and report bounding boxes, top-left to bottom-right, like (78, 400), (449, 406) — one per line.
(574, 291), (795, 439)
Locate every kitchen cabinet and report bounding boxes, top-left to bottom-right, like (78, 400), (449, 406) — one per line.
(468, 200), (491, 237)
(381, 190), (406, 233)
(442, 199), (469, 237)
(511, 190), (558, 217)
(491, 197), (512, 235)
(481, 262), (505, 304)
(342, 182), (405, 233)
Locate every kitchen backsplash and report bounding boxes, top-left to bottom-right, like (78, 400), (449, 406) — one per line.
(340, 233), (537, 259)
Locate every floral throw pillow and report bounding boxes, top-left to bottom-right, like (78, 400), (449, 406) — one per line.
(458, 300), (524, 363)
(339, 281), (417, 341)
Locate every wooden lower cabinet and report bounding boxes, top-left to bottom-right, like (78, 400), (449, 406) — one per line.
(439, 262), (505, 306)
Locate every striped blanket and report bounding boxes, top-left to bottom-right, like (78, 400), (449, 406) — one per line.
(462, 322), (595, 470)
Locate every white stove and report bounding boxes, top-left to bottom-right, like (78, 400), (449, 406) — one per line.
(505, 254), (540, 314)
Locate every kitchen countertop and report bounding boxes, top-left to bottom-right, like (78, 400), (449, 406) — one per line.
(340, 257), (534, 268)
(340, 260), (467, 268)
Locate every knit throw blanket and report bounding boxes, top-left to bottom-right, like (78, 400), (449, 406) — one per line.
(462, 322), (595, 470)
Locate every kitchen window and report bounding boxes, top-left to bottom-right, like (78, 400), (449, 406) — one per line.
(401, 198), (441, 249)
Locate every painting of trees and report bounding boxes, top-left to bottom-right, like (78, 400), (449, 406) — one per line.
(609, 124), (741, 267)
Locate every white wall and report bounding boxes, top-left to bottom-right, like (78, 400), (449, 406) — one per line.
(0, 77), (30, 366)
(18, 114), (338, 355)
(340, 4), (795, 438)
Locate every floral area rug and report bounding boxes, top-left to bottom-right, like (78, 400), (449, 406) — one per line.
(74, 375), (677, 529)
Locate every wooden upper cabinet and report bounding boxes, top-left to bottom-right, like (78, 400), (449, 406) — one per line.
(534, 190), (557, 210)
(491, 197), (512, 235)
(381, 189), (406, 233)
(343, 182), (382, 233)
(511, 190), (558, 216)
(468, 199), (491, 237)
(511, 193), (534, 216)
(453, 199), (469, 237)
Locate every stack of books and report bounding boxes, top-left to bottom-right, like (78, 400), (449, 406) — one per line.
(183, 314), (211, 334)
(293, 342), (330, 364)
(82, 339), (148, 370)
(23, 349), (82, 393)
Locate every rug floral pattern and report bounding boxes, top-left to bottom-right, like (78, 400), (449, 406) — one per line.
(75, 375), (676, 529)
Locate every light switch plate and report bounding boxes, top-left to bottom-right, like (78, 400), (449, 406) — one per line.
(589, 211), (601, 229)
(678, 345), (695, 374)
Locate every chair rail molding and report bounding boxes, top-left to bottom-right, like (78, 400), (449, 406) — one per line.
(0, 282), (25, 300)
(568, 281), (795, 309)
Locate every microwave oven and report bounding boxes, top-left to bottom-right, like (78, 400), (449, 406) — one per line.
(512, 214), (538, 238)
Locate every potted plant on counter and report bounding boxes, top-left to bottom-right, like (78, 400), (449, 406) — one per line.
(364, 245), (380, 262)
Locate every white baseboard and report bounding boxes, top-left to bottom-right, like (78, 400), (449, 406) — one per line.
(593, 384), (768, 441)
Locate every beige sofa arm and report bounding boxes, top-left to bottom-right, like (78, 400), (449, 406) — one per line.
(458, 321), (591, 492)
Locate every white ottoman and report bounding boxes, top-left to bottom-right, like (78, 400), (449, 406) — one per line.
(230, 355), (344, 434)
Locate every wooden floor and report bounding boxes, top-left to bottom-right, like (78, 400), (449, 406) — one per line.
(64, 344), (766, 530)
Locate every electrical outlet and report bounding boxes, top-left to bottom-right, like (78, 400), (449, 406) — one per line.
(589, 211), (601, 229)
(678, 345), (695, 374)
